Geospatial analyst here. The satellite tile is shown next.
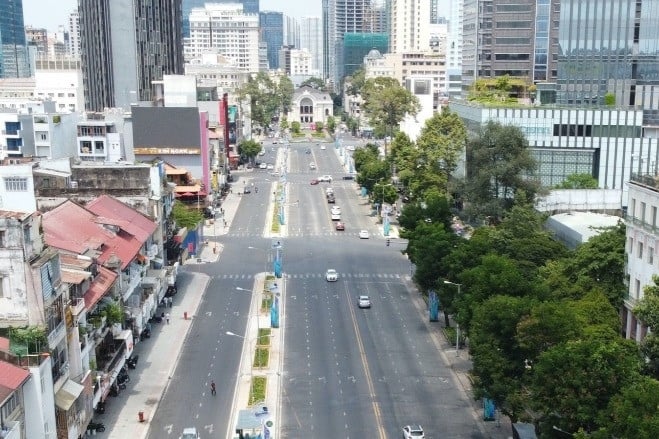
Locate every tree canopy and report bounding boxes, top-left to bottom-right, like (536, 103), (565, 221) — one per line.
(237, 72), (293, 132)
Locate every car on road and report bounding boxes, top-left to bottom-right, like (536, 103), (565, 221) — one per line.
(320, 145), (326, 150)
(331, 206), (341, 215)
(327, 194), (336, 203)
(331, 213), (341, 221)
(325, 187), (334, 195)
(243, 187), (251, 194)
(181, 427), (200, 439)
(305, 148), (311, 154)
(358, 295), (371, 308)
(325, 269), (338, 282)
(259, 150), (265, 156)
(335, 221), (345, 231)
(310, 179), (319, 185)
(318, 175), (332, 182)
(402, 425), (424, 438)
(273, 140), (278, 144)
(267, 164), (274, 170)
(259, 162), (267, 169)
(309, 162), (316, 170)
(359, 230), (370, 239)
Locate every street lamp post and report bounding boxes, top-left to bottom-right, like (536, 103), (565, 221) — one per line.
(443, 280), (462, 356)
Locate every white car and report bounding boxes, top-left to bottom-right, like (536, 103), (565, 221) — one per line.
(346, 145), (355, 151)
(359, 230), (370, 239)
(309, 162), (316, 170)
(331, 206), (341, 215)
(358, 295), (371, 308)
(325, 187), (334, 195)
(325, 269), (338, 282)
(318, 175), (333, 183)
(259, 163), (267, 169)
(267, 164), (274, 170)
(331, 213), (341, 221)
(258, 150), (265, 156)
(181, 427), (200, 439)
(320, 145), (326, 150)
(402, 425), (424, 439)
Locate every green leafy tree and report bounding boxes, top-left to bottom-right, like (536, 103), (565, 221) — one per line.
(634, 275), (659, 378)
(237, 72), (280, 132)
(356, 160), (390, 194)
(602, 376), (659, 438)
(326, 116), (336, 134)
(291, 121), (301, 134)
(372, 182), (398, 206)
(277, 75), (294, 114)
(315, 121), (324, 133)
(238, 139), (262, 163)
(345, 67), (366, 96)
(530, 338), (642, 436)
(280, 116), (289, 132)
(409, 110), (467, 200)
(388, 131), (418, 191)
(464, 121), (539, 222)
(172, 201), (204, 229)
(555, 173), (599, 189)
(406, 222), (459, 293)
(353, 143), (380, 173)
(300, 77), (327, 90)
(361, 77), (420, 153)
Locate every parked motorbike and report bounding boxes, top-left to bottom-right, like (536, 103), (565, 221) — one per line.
(117, 373), (130, 385)
(126, 354), (139, 369)
(95, 402), (105, 414)
(88, 421), (106, 433)
(140, 327), (151, 340)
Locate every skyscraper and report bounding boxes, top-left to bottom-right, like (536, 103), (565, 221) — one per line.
(300, 16), (324, 76)
(324, 0), (370, 88)
(79, 0), (184, 111)
(0, 0), (31, 78)
(182, 0), (259, 37)
(390, 0), (431, 53)
(260, 11), (284, 69)
(284, 15), (300, 48)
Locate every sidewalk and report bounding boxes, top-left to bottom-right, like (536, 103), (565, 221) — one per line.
(226, 273), (283, 439)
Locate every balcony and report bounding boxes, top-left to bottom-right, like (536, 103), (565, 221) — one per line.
(2, 420), (21, 439)
(48, 320), (66, 349)
(70, 297), (85, 316)
(624, 214), (659, 236)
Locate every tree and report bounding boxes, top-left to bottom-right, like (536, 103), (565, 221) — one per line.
(277, 75), (294, 114)
(388, 131), (418, 191)
(280, 116), (289, 132)
(238, 73), (292, 132)
(300, 77), (327, 90)
(238, 139), (262, 163)
(372, 182), (398, 206)
(345, 67), (366, 96)
(361, 77), (420, 153)
(172, 201), (204, 228)
(634, 275), (659, 378)
(315, 121), (324, 133)
(555, 173), (599, 189)
(464, 121), (539, 222)
(291, 121), (301, 134)
(530, 338), (642, 436)
(410, 110), (467, 200)
(326, 116), (336, 134)
(405, 222), (458, 293)
(603, 376), (659, 439)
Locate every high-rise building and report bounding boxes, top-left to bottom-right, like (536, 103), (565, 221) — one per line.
(300, 16), (324, 76)
(182, 0), (259, 37)
(324, 0), (370, 88)
(68, 11), (80, 59)
(284, 15), (300, 48)
(79, 0), (184, 111)
(461, 0), (560, 94)
(365, 0), (389, 33)
(0, 0), (31, 78)
(260, 11), (284, 69)
(25, 26), (49, 55)
(445, 0), (463, 99)
(186, 4), (260, 72)
(390, 0), (431, 53)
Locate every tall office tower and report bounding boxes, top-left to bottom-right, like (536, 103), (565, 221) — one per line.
(390, 0), (431, 53)
(0, 0), (30, 78)
(68, 11), (80, 59)
(284, 15), (300, 48)
(79, 0), (184, 111)
(365, 0), (389, 33)
(260, 11), (284, 69)
(25, 26), (49, 55)
(324, 0), (370, 89)
(430, 0), (440, 24)
(322, 0), (331, 79)
(555, 0), (659, 115)
(461, 0), (560, 95)
(445, 0), (463, 99)
(182, 0), (259, 37)
(187, 4), (259, 71)
(300, 16), (324, 76)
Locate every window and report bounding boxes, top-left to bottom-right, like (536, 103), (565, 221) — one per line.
(653, 206), (658, 227)
(641, 202), (647, 222)
(638, 242), (644, 259)
(0, 275), (5, 298)
(649, 247), (654, 265)
(4, 177), (28, 191)
(0, 230), (5, 247)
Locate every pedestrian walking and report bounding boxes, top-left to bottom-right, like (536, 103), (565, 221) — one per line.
(210, 381), (216, 396)
(168, 297), (172, 308)
(165, 313), (170, 324)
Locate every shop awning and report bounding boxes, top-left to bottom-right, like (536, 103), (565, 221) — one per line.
(55, 379), (84, 411)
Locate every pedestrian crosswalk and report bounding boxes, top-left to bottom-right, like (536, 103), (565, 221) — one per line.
(215, 272), (411, 281)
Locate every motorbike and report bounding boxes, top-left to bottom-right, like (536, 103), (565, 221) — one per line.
(126, 354), (139, 369)
(117, 373), (130, 385)
(88, 421), (106, 433)
(95, 402), (105, 414)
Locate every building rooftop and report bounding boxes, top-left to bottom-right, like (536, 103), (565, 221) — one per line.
(546, 211), (621, 249)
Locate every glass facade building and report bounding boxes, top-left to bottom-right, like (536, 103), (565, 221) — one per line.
(0, 0), (30, 78)
(260, 11), (284, 69)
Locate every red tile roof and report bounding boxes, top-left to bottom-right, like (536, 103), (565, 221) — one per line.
(42, 200), (151, 271)
(86, 195), (157, 242)
(0, 360), (30, 391)
(84, 266), (118, 309)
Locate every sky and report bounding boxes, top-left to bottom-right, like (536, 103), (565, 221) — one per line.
(22, 0), (324, 32)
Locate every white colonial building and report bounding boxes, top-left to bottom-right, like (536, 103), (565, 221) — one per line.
(288, 86), (334, 128)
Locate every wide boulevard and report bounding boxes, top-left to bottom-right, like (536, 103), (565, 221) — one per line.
(148, 136), (484, 439)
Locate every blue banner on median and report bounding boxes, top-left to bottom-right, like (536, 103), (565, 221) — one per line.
(429, 290), (439, 322)
(270, 296), (279, 328)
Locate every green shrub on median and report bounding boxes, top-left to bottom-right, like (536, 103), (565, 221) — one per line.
(253, 347), (269, 368)
(248, 376), (267, 406)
